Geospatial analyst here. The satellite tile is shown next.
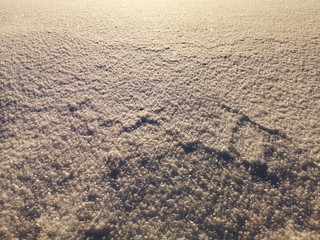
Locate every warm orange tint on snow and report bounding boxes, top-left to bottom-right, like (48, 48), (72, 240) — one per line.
(0, 0), (319, 239)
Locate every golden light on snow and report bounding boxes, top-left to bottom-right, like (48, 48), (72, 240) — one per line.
(0, 0), (319, 239)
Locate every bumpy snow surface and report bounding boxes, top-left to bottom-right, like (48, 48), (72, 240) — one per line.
(0, 0), (319, 239)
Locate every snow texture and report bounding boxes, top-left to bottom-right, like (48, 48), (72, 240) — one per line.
(0, 0), (319, 239)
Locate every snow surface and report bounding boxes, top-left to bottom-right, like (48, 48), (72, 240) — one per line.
(0, 0), (319, 239)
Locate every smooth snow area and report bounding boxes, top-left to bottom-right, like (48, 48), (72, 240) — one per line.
(0, 0), (319, 239)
